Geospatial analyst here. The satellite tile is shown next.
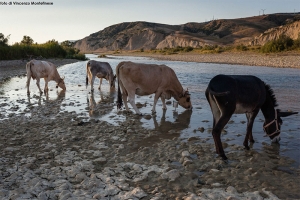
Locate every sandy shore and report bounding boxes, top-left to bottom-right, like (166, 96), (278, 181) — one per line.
(114, 51), (300, 69)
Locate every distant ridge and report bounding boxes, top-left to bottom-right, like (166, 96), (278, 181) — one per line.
(74, 13), (300, 53)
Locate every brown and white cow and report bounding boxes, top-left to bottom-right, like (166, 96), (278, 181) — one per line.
(26, 59), (66, 94)
(116, 61), (192, 115)
(86, 60), (116, 92)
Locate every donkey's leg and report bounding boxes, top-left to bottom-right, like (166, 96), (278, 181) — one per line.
(244, 110), (259, 149)
(212, 113), (232, 160)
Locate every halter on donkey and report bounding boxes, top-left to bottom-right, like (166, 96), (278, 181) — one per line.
(205, 74), (298, 160)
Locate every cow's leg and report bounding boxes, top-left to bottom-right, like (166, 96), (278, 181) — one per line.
(26, 74), (31, 94)
(98, 78), (103, 90)
(44, 78), (49, 94)
(122, 92), (130, 111)
(36, 78), (43, 94)
(91, 75), (96, 92)
(244, 110), (259, 149)
(152, 91), (162, 113)
(127, 91), (141, 115)
(161, 96), (167, 110)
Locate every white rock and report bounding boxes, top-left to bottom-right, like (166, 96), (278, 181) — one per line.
(182, 150), (190, 157)
(161, 169), (180, 181)
(211, 182), (222, 187)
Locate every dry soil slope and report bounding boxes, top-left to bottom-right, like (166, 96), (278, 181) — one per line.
(74, 13), (299, 53)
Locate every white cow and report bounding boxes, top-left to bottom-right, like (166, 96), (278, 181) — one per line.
(26, 59), (66, 94)
(86, 60), (116, 92)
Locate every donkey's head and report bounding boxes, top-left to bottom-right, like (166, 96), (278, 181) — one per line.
(263, 109), (298, 142)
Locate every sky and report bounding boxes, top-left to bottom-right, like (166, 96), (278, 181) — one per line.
(1, 0), (299, 44)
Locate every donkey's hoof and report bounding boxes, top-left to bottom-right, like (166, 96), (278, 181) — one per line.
(220, 154), (228, 160)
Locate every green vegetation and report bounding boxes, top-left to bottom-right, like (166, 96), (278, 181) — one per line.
(98, 54), (107, 58)
(144, 35), (300, 55)
(260, 35), (300, 53)
(149, 46), (194, 55)
(0, 33), (87, 60)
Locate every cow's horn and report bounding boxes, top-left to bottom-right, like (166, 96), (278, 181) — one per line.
(62, 76), (65, 79)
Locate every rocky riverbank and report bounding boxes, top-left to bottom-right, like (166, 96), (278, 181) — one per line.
(114, 51), (300, 69)
(0, 105), (299, 199)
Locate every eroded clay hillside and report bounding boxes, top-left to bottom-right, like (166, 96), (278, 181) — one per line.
(74, 13), (300, 53)
(251, 20), (300, 45)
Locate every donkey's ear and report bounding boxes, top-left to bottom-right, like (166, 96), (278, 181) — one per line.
(278, 111), (298, 117)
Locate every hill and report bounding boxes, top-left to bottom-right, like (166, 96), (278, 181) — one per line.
(74, 13), (300, 53)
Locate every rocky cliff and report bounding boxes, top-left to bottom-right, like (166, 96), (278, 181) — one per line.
(74, 13), (300, 53)
(250, 20), (300, 45)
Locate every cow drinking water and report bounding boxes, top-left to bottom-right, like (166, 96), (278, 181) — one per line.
(86, 60), (116, 92)
(26, 59), (66, 94)
(205, 74), (298, 160)
(116, 61), (192, 115)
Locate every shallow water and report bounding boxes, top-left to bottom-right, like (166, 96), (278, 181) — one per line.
(0, 54), (299, 166)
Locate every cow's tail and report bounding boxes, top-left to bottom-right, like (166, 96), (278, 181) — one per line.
(116, 62), (124, 109)
(25, 61), (35, 89)
(86, 61), (90, 88)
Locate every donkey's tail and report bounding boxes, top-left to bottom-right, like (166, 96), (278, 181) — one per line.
(116, 62), (125, 109)
(207, 88), (230, 96)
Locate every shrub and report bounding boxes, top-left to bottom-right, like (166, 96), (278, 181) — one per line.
(260, 35), (294, 53)
(0, 37), (86, 60)
(236, 44), (248, 51)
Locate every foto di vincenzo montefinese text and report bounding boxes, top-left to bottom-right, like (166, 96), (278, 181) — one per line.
(0, 1), (53, 5)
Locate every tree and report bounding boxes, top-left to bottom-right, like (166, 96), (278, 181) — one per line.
(0, 33), (10, 46)
(60, 40), (74, 48)
(21, 35), (34, 45)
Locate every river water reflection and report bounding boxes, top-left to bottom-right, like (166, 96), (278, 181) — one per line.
(0, 54), (299, 166)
